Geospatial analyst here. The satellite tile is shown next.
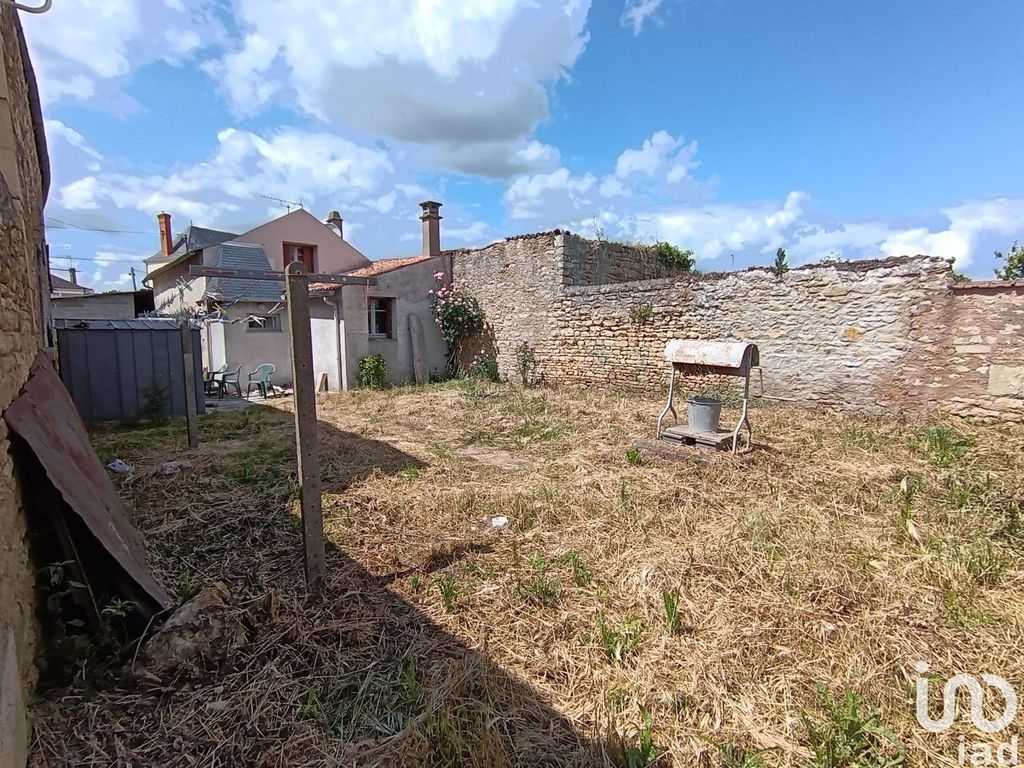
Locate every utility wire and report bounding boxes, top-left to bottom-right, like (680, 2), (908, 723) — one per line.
(45, 218), (159, 236)
(49, 253), (147, 264)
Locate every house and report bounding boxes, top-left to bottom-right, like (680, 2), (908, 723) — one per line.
(309, 202), (449, 388)
(50, 289), (155, 322)
(143, 203), (448, 389)
(49, 268), (92, 297)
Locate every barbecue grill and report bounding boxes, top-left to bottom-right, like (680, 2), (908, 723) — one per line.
(656, 340), (760, 453)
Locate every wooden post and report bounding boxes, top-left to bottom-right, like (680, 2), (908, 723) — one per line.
(284, 262), (325, 594)
(180, 322), (199, 449)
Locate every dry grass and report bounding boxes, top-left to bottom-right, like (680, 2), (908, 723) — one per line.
(30, 380), (1024, 767)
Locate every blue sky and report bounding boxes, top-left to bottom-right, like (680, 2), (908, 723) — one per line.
(26, 0), (1024, 290)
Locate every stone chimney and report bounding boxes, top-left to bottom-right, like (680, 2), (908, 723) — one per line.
(157, 211), (173, 256)
(326, 210), (344, 239)
(68, 266), (78, 285)
(419, 200), (442, 258)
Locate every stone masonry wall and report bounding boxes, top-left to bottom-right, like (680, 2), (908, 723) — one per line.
(0, 7), (46, 767)
(562, 234), (693, 286)
(900, 281), (1024, 421)
(551, 257), (953, 410)
(454, 231), (1022, 422)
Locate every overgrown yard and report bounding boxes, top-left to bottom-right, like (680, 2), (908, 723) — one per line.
(31, 381), (1024, 767)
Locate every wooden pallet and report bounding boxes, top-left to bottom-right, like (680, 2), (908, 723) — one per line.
(662, 425), (736, 450)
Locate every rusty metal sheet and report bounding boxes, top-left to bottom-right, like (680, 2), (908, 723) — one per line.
(664, 340), (759, 370)
(4, 352), (171, 610)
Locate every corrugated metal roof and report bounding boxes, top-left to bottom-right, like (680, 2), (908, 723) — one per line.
(53, 318), (181, 330)
(204, 242), (284, 302)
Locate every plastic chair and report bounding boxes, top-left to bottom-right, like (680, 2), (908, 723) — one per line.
(216, 364), (243, 399)
(204, 364), (227, 396)
(246, 363), (277, 399)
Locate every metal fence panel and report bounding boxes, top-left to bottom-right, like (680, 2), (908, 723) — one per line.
(55, 321), (205, 422)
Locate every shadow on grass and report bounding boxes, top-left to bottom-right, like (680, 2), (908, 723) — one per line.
(38, 404), (608, 767)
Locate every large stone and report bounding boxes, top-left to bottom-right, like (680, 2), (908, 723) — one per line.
(988, 365), (1024, 397)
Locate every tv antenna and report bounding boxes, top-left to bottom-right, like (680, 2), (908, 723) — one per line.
(260, 194), (304, 212)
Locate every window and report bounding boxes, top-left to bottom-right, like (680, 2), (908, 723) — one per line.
(247, 314), (282, 332)
(284, 242), (316, 272)
(368, 297), (395, 339)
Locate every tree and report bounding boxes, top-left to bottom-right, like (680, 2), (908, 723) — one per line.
(994, 241), (1024, 280)
(773, 247), (790, 279)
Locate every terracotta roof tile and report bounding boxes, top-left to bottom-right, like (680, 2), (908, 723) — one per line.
(345, 254), (431, 277)
(308, 254), (433, 293)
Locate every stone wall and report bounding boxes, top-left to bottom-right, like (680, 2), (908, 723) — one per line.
(0, 7), (47, 767)
(453, 232), (1023, 422)
(562, 234), (693, 286)
(901, 280), (1024, 421)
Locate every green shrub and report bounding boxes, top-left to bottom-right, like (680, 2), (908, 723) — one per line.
(357, 354), (388, 389)
(654, 241), (696, 271)
(629, 303), (653, 324)
(469, 351), (498, 381)
(773, 247), (790, 278)
(515, 340), (538, 385)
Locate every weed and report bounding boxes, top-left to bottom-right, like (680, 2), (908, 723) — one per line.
(772, 247), (790, 279)
(563, 551), (592, 587)
(839, 426), (888, 451)
(596, 615), (644, 664)
(515, 340), (538, 386)
(951, 540), (1008, 586)
(140, 378), (168, 424)
(662, 587), (682, 634)
(400, 463), (421, 480)
(629, 303), (653, 324)
(626, 447), (643, 466)
(515, 420), (566, 442)
(435, 574), (460, 612)
(519, 555), (561, 607)
(178, 570), (201, 601)
(402, 654), (421, 703)
(623, 709), (660, 768)
(801, 684), (905, 767)
(716, 741), (776, 768)
(912, 426), (970, 468)
(895, 474), (926, 547)
(409, 574), (422, 592)
(358, 354), (388, 389)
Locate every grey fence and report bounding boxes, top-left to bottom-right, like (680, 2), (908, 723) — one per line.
(55, 319), (205, 422)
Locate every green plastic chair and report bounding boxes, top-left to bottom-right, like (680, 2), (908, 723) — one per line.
(204, 364), (228, 396)
(246, 363), (277, 399)
(216, 364), (243, 399)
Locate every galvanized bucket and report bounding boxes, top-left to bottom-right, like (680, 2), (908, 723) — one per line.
(687, 396), (722, 433)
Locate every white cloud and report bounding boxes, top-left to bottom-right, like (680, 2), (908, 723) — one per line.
(445, 221), (492, 243)
(621, 0), (668, 35)
(505, 167), (598, 220)
(501, 131), (1024, 275)
(206, 0), (592, 177)
(505, 130), (710, 220)
(614, 130), (698, 180)
(44, 120), (103, 160)
(23, 0), (224, 106)
(56, 127), (396, 226)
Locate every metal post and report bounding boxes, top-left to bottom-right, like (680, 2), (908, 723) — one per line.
(180, 322), (199, 449)
(285, 262), (325, 594)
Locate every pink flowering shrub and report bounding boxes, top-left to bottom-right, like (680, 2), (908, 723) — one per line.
(430, 275), (484, 347)
(469, 350), (498, 381)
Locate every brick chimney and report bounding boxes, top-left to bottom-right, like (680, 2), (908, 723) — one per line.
(419, 200), (442, 258)
(326, 210), (344, 240)
(157, 211), (173, 256)
(68, 266), (78, 285)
